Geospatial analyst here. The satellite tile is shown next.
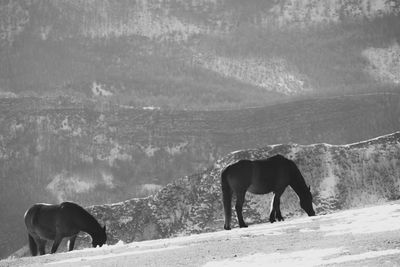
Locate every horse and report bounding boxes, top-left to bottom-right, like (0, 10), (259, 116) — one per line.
(221, 154), (315, 230)
(24, 201), (107, 256)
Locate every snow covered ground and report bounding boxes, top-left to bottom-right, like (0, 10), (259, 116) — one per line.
(3, 202), (400, 266)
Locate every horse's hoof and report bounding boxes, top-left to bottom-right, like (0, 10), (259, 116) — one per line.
(239, 224), (248, 228)
(224, 225), (231, 230)
(277, 217), (285, 222)
(269, 219), (276, 223)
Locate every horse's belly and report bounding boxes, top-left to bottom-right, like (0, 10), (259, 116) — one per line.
(36, 228), (56, 240)
(248, 184), (272, 194)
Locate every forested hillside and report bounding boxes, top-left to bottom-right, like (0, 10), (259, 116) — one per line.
(0, 0), (399, 109)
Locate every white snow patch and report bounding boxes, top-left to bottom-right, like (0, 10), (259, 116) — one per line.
(101, 172), (115, 188)
(164, 141), (188, 156)
(143, 106), (160, 110)
(320, 203), (400, 235)
(203, 248), (400, 267)
(195, 54), (311, 95)
(72, 127), (82, 137)
(286, 144), (301, 159)
(61, 116), (72, 131)
(108, 143), (132, 165)
(40, 25), (52, 40)
(92, 82), (113, 97)
(0, 91), (18, 98)
(118, 216), (134, 224)
(47, 245), (184, 265)
(138, 144), (160, 157)
(203, 248), (344, 267)
(362, 145), (377, 158)
(138, 183), (163, 196)
(81, 2), (206, 42)
(323, 249), (400, 265)
(120, 104), (136, 109)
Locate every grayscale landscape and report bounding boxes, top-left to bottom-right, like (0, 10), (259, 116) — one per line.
(0, 0), (400, 265)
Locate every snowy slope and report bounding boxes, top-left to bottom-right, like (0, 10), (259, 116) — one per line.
(74, 131), (400, 249)
(8, 131), (400, 260)
(3, 201), (400, 266)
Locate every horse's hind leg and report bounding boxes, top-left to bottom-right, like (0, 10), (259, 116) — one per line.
(222, 173), (234, 230)
(235, 190), (248, 228)
(38, 239), (47, 255)
(68, 235), (77, 251)
(28, 234), (38, 256)
(222, 181), (233, 230)
(51, 234), (63, 254)
(269, 193), (276, 223)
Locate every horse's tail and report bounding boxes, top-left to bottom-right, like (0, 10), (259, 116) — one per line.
(28, 234), (38, 256)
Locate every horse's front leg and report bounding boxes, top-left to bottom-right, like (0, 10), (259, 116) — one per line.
(269, 193), (284, 223)
(51, 234), (63, 254)
(68, 235), (77, 251)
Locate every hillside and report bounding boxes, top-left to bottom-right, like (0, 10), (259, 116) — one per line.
(76, 131), (400, 248)
(1, 0), (400, 109)
(5, 182), (400, 266)
(4, 203), (400, 266)
(6, 131), (398, 258)
(2, 0), (400, 260)
(1, 93), (399, 257)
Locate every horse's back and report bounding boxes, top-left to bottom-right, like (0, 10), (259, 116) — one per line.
(58, 202), (88, 220)
(222, 160), (254, 189)
(59, 201), (82, 211)
(223, 155), (295, 194)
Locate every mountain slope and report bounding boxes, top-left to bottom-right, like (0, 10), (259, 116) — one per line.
(10, 130), (393, 254)
(1, 93), (399, 258)
(5, 202), (400, 266)
(1, 0), (400, 109)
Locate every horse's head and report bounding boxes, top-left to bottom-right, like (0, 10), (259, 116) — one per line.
(92, 225), (107, 248)
(300, 186), (316, 216)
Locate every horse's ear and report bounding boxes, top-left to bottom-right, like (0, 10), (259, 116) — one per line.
(308, 185), (311, 191)
(103, 225), (106, 232)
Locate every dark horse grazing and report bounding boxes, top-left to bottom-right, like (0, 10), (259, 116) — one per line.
(24, 201), (107, 255)
(221, 154), (315, 230)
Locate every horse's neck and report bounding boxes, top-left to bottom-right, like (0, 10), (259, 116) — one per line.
(82, 223), (99, 237)
(75, 209), (101, 236)
(289, 179), (308, 200)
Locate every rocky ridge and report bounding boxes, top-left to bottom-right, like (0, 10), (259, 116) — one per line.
(78, 131), (400, 249)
